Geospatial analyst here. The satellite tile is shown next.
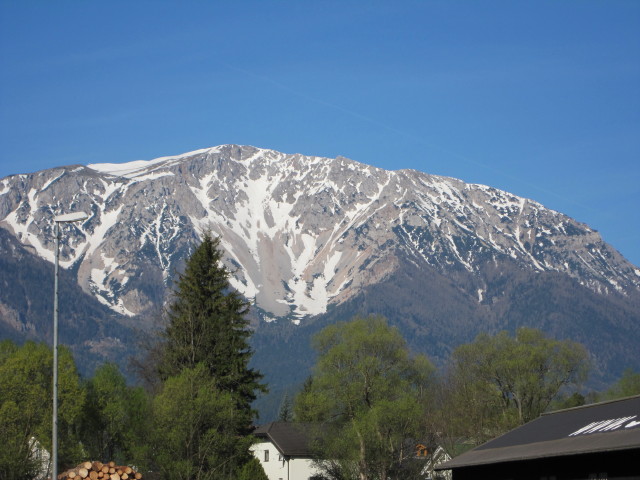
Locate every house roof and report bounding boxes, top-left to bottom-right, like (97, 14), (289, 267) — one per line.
(253, 422), (314, 457)
(437, 394), (640, 470)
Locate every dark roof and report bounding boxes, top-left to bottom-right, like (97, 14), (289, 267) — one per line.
(437, 395), (640, 470)
(253, 422), (314, 457)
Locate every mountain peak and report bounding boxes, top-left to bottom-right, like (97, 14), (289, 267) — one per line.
(2, 145), (639, 322)
(87, 146), (223, 178)
(2, 144), (640, 393)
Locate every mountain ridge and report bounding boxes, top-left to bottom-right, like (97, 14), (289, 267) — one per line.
(1, 145), (639, 414)
(4, 144), (637, 321)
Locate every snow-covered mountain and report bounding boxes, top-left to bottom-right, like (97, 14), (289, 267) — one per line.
(1, 144), (638, 324)
(2, 145), (640, 408)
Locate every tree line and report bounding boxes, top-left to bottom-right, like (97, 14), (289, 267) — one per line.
(1, 233), (638, 480)
(1, 234), (267, 480)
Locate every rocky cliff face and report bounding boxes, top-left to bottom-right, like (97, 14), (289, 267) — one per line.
(1, 144), (638, 323)
(1, 145), (639, 404)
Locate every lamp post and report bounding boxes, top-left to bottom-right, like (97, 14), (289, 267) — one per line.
(52, 211), (87, 480)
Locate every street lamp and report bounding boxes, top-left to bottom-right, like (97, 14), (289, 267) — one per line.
(52, 211), (87, 480)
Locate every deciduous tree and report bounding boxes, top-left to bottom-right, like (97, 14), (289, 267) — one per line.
(0, 340), (84, 479)
(452, 328), (589, 424)
(81, 363), (151, 465)
(602, 368), (640, 400)
(436, 327), (589, 451)
(236, 457), (269, 480)
(153, 364), (253, 480)
(295, 316), (436, 480)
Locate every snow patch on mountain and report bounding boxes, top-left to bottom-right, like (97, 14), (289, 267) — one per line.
(1, 144), (639, 322)
(88, 147), (219, 178)
(4, 209), (56, 264)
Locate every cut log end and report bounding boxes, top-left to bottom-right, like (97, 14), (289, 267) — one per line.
(57, 462), (142, 480)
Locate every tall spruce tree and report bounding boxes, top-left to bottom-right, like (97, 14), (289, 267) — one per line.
(153, 233), (266, 479)
(159, 233), (265, 419)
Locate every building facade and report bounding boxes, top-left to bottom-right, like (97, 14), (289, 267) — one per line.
(251, 422), (323, 480)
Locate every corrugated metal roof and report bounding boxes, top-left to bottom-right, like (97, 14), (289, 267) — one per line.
(437, 395), (640, 470)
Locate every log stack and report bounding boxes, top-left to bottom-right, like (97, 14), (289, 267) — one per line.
(57, 461), (142, 480)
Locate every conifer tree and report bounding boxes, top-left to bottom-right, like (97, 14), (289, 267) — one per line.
(278, 392), (293, 422)
(159, 232), (266, 419)
(153, 233), (267, 479)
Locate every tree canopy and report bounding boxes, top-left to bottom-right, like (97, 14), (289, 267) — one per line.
(436, 327), (590, 449)
(152, 364), (252, 480)
(0, 340), (84, 480)
(80, 363), (150, 465)
(602, 368), (640, 400)
(295, 315), (436, 480)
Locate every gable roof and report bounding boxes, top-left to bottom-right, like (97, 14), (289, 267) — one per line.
(437, 394), (640, 470)
(253, 422), (314, 457)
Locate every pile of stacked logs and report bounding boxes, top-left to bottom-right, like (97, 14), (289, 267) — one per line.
(57, 461), (142, 480)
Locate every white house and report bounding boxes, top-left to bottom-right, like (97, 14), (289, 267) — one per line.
(251, 422), (324, 480)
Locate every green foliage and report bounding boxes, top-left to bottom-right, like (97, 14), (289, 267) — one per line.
(551, 391), (586, 410)
(436, 327), (590, 451)
(153, 233), (266, 479)
(81, 363), (151, 465)
(294, 315), (436, 480)
(236, 457), (269, 480)
(159, 233), (265, 417)
(453, 327), (589, 423)
(0, 397), (38, 480)
(602, 368), (640, 400)
(152, 364), (253, 480)
(278, 392), (293, 422)
(0, 340), (84, 479)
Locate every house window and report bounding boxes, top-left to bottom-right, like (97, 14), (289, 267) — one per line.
(264, 450), (269, 462)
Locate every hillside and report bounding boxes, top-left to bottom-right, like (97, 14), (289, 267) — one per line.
(1, 145), (639, 417)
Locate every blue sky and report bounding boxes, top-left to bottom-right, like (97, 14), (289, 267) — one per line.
(1, 1), (639, 266)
